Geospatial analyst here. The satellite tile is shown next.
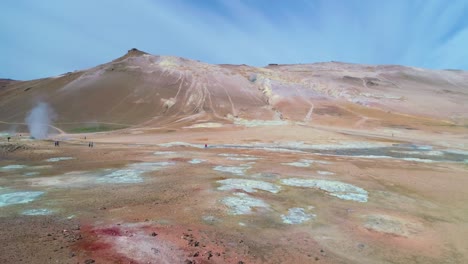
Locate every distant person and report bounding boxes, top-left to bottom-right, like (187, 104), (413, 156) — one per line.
(57, 141), (60, 147)
(205, 144), (207, 148)
(7, 137), (11, 142)
(91, 142), (94, 148)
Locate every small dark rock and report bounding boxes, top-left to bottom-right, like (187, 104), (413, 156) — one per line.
(84, 259), (95, 264)
(193, 252), (199, 257)
(184, 260), (193, 264)
(151, 232), (158, 237)
(315, 257), (320, 261)
(47, 233), (52, 236)
(238, 261), (245, 264)
(69, 252), (76, 258)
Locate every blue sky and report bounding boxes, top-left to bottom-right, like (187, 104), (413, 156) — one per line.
(1, 0), (468, 80)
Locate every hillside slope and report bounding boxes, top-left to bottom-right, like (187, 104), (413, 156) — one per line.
(1, 48), (467, 132)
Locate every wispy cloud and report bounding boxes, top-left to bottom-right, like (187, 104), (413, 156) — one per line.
(1, 0), (467, 80)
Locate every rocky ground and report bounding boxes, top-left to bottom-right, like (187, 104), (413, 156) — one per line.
(1, 124), (467, 264)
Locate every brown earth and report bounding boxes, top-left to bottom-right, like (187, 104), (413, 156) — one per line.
(0, 50), (467, 263)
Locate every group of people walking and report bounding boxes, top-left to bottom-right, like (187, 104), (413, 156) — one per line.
(52, 140), (93, 147)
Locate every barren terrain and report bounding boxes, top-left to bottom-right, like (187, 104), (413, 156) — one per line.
(1, 49), (467, 263)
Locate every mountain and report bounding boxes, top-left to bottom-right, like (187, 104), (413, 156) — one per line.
(1, 48), (467, 133)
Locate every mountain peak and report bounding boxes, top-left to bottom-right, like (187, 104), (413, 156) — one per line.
(126, 48), (147, 56)
(112, 48), (148, 63)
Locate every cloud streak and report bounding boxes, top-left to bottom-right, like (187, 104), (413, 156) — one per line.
(1, 0), (467, 80)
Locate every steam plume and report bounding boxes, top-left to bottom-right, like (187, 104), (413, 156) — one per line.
(25, 102), (56, 139)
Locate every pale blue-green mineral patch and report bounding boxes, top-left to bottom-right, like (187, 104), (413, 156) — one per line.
(97, 162), (174, 184)
(128, 162), (175, 170)
(281, 178), (368, 202)
(97, 169), (144, 184)
(219, 154), (260, 161)
(45, 157), (74, 162)
(317, 171), (335, 175)
(281, 159), (319, 167)
(22, 208), (54, 215)
(188, 159), (205, 164)
(23, 172), (40, 176)
(1, 164), (27, 170)
(213, 165), (251, 176)
(281, 207), (316, 224)
(217, 179), (280, 193)
(221, 193), (270, 215)
(0, 191), (44, 207)
(153, 151), (177, 155)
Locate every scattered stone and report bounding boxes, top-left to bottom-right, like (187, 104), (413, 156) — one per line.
(151, 232), (158, 237)
(84, 259), (95, 264)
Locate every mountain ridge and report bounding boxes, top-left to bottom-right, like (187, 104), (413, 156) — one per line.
(1, 49), (467, 133)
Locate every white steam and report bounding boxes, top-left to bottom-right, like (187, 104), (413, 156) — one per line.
(25, 102), (56, 139)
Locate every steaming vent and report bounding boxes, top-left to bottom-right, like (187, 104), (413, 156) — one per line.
(25, 102), (56, 139)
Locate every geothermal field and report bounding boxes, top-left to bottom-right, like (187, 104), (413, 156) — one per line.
(1, 49), (468, 263)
